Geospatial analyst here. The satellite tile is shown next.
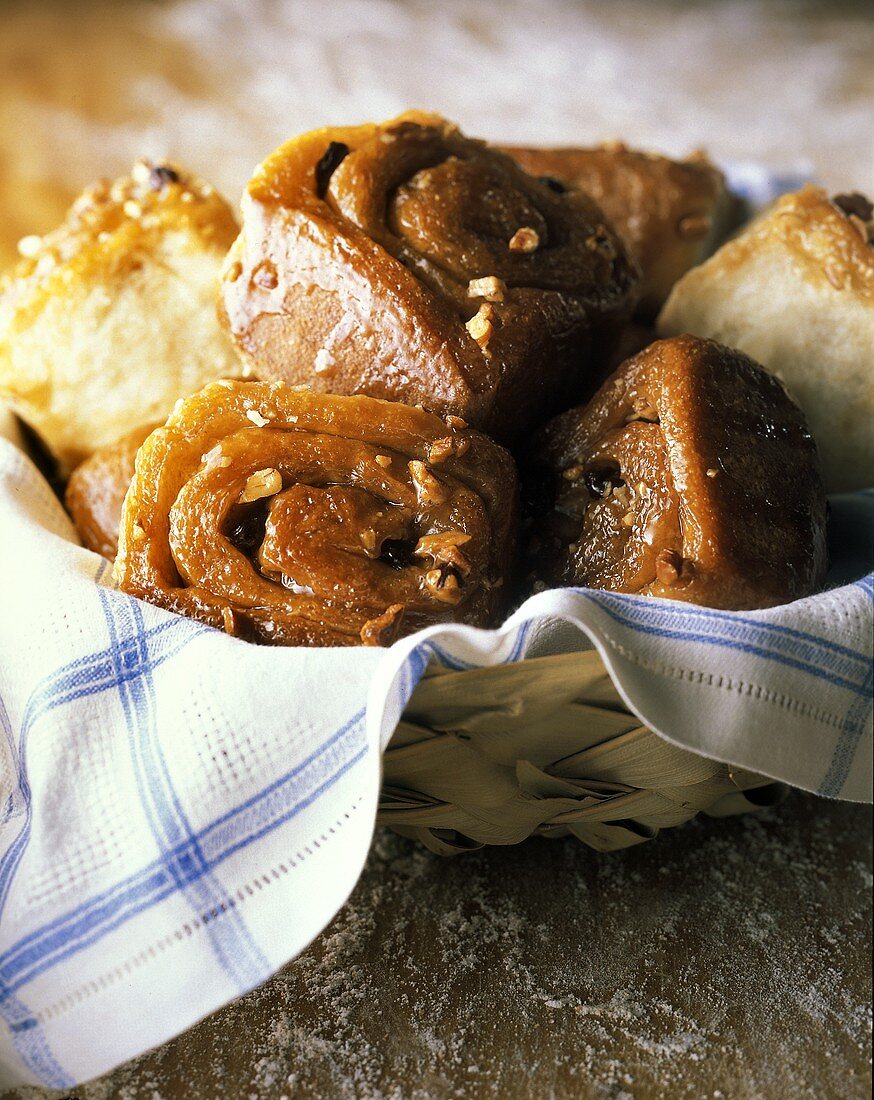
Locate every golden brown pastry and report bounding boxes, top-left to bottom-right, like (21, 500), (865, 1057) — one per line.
(0, 159), (245, 472)
(658, 186), (874, 493)
(219, 112), (639, 446)
(65, 422), (156, 558)
(116, 380), (518, 646)
(524, 336), (827, 609)
(504, 142), (737, 320)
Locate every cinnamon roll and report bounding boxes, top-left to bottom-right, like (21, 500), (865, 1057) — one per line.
(504, 143), (737, 320)
(525, 336), (827, 609)
(116, 381), (518, 646)
(219, 112), (639, 446)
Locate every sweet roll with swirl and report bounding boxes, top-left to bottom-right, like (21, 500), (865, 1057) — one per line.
(219, 112), (639, 446)
(116, 380), (518, 646)
(524, 336), (827, 609)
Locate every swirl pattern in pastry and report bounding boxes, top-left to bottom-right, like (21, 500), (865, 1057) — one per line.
(116, 380), (518, 646)
(219, 112), (639, 446)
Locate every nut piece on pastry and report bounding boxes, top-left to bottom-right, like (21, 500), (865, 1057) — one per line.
(658, 185), (874, 493)
(524, 336), (827, 610)
(219, 112), (639, 446)
(0, 160), (246, 472)
(504, 142), (738, 320)
(116, 380), (518, 647)
(65, 422), (157, 559)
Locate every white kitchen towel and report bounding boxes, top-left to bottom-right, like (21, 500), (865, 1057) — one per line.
(0, 408), (871, 1088)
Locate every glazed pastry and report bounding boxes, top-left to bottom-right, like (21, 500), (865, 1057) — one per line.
(65, 422), (156, 558)
(219, 112), (639, 446)
(117, 380), (518, 646)
(0, 160), (246, 472)
(504, 142), (737, 319)
(658, 186), (874, 493)
(525, 336), (827, 609)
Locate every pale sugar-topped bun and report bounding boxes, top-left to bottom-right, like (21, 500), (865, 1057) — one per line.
(658, 185), (874, 493)
(0, 159), (247, 472)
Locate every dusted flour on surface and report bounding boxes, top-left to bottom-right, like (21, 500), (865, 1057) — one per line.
(37, 797), (872, 1100)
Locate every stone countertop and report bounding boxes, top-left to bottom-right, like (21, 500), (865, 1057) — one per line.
(0, 2), (871, 1097)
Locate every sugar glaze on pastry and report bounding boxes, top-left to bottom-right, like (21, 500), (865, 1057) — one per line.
(525, 336), (827, 610)
(116, 380), (519, 646)
(219, 112), (639, 446)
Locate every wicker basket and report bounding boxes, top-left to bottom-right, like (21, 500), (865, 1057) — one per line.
(378, 650), (784, 855)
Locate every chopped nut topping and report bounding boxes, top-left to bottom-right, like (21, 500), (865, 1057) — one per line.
(677, 214), (712, 238)
(414, 531), (473, 577)
(408, 460), (447, 506)
(585, 228), (617, 259)
(429, 436), (470, 464)
(612, 483), (631, 508)
(375, 454), (392, 468)
(428, 437), (453, 464)
(131, 523), (146, 543)
(467, 275), (506, 302)
(655, 548), (684, 586)
(226, 261), (243, 283)
(445, 415), (468, 430)
(621, 511), (636, 527)
(465, 303), (494, 347)
(424, 568), (463, 605)
(509, 226), (540, 253)
(625, 398), (659, 424)
(414, 531), (473, 553)
(246, 409), (270, 427)
(706, 468), (719, 479)
(123, 200), (143, 219)
(360, 603), (405, 646)
(221, 607), (237, 635)
(823, 262), (845, 290)
(361, 527), (378, 552)
(17, 235), (42, 258)
(238, 468), (282, 503)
